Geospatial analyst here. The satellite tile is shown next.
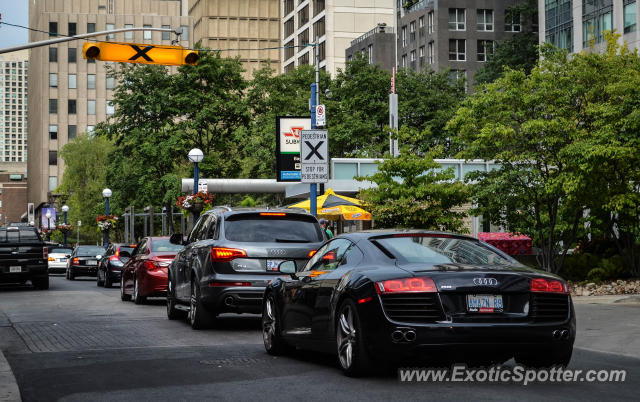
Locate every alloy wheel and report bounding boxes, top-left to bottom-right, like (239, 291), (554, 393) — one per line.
(262, 298), (276, 350)
(189, 285), (197, 325)
(134, 279), (139, 300)
(337, 305), (356, 370)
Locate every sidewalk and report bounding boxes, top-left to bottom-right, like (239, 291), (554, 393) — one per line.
(572, 294), (640, 305)
(0, 350), (20, 402)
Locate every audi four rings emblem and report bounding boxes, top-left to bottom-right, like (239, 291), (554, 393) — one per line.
(268, 249), (287, 256)
(473, 278), (498, 286)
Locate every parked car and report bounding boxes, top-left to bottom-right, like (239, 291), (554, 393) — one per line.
(97, 243), (136, 288)
(262, 230), (576, 376)
(0, 226), (49, 289)
(65, 245), (106, 280)
(120, 237), (183, 304)
(166, 207), (325, 329)
(47, 246), (73, 274)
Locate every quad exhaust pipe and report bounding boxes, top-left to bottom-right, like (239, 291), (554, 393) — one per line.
(552, 329), (570, 340)
(391, 328), (417, 343)
(224, 296), (236, 306)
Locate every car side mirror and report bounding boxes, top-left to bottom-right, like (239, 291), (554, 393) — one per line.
(169, 233), (184, 245)
(278, 260), (297, 278)
(96, 255), (102, 260)
(119, 250), (131, 258)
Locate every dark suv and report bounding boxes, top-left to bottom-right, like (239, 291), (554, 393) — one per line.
(97, 243), (136, 288)
(167, 207), (326, 329)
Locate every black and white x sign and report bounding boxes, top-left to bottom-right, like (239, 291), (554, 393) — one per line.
(129, 45), (154, 61)
(300, 130), (328, 165)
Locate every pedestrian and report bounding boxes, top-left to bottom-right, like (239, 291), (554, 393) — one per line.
(319, 218), (333, 239)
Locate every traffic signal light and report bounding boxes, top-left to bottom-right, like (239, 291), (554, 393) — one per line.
(82, 42), (199, 66)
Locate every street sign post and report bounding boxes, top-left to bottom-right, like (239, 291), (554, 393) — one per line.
(315, 104), (326, 127)
(300, 129), (329, 183)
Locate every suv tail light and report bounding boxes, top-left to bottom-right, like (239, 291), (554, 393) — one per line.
(530, 278), (568, 294)
(72, 257), (80, 265)
(210, 247), (247, 262)
(43, 247), (48, 260)
(376, 277), (437, 294)
(109, 255), (120, 262)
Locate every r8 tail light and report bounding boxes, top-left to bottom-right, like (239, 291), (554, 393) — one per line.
(375, 277), (437, 294)
(210, 247), (247, 262)
(530, 278), (568, 294)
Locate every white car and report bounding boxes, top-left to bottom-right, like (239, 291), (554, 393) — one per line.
(48, 247), (73, 274)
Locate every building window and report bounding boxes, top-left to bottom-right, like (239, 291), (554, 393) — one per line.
(401, 54), (407, 68)
(410, 21), (416, 42)
(68, 48), (77, 63)
(181, 26), (189, 41)
(68, 74), (77, 89)
(68, 99), (77, 114)
(299, 5), (309, 27)
(428, 11), (434, 34)
(49, 151), (58, 166)
(49, 22), (58, 37)
(87, 100), (96, 115)
(68, 125), (77, 140)
(401, 26), (407, 47)
(49, 47), (58, 62)
(449, 39), (466, 61)
(126, 24), (135, 39)
(106, 23), (115, 39)
(419, 46), (425, 66)
(87, 23), (96, 33)
(624, 1), (637, 34)
(449, 8), (466, 31)
(284, 0), (294, 15)
(48, 176), (58, 192)
(477, 40), (495, 62)
(298, 51), (310, 66)
(410, 50), (416, 70)
(106, 101), (115, 115)
(284, 18), (295, 37)
(318, 41), (326, 62)
(314, 17), (325, 38)
(106, 75), (115, 89)
(449, 69), (466, 84)
(505, 11), (522, 32)
(477, 9), (494, 31)
(298, 28), (309, 47)
(68, 22), (77, 36)
(87, 74), (96, 89)
(313, 0), (325, 17)
(49, 99), (58, 114)
(144, 24), (152, 40)
(49, 73), (58, 88)
(545, 0), (573, 51)
(284, 62), (295, 73)
(49, 125), (58, 140)
(285, 39), (295, 60)
(87, 125), (95, 134)
(583, 4), (613, 47)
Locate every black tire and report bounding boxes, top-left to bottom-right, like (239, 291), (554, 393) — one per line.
(336, 299), (372, 377)
(120, 277), (131, 301)
(97, 270), (104, 287)
(262, 293), (291, 355)
(65, 269), (70, 280)
(32, 276), (49, 290)
(69, 270), (75, 280)
(104, 273), (113, 288)
(133, 277), (146, 305)
(167, 274), (186, 320)
(515, 346), (573, 368)
(188, 281), (215, 330)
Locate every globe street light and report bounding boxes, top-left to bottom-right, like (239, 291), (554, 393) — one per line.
(45, 210), (52, 241)
(102, 188), (112, 247)
(61, 205), (69, 246)
(188, 148), (204, 195)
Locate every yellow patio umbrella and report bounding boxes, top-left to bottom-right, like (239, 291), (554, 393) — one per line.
(288, 188), (371, 220)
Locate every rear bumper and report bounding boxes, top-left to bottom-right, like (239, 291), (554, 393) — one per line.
(69, 265), (98, 277)
(139, 270), (168, 297)
(1, 265), (48, 283)
(201, 285), (265, 314)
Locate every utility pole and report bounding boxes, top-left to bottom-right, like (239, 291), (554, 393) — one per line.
(309, 40), (321, 217)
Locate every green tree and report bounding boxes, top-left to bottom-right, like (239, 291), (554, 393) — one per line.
(357, 148), (470, 231)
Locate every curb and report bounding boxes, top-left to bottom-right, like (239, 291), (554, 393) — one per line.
(0, 350), (21, 402)
(572, 294), (640, 305)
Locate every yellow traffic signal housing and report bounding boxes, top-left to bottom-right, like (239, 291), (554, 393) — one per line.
(82, 42), (198, 66)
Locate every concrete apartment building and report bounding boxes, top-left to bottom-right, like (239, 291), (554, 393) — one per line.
(0, 163), (28, 224)
(27, 0), (192, 208)
(396, 0), (523, 83)
(540, 0), (638, 54)
(189, 0), (281, 76)
(345, 23), (396, 72)
(281, 0), (395, 75)
(0, 50), (29, 163)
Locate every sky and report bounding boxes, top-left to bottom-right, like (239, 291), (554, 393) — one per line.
(0, 1), (29, 48)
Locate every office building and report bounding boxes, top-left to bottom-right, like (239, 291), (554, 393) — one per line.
(282, 0), (395, 75)
(345, 23), (396, 72)
(540, 0), (638, 54)
(0, 50), (28, 163)
(28, 0), (192, 208)
(396, 0), (524, 83)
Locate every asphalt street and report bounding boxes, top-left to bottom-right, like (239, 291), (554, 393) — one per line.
(0, 276), (638, 402)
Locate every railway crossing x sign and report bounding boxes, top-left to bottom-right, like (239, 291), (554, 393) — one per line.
(300, 129), (328, 183)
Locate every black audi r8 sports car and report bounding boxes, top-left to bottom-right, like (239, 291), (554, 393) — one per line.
(262, 230), (575, 376)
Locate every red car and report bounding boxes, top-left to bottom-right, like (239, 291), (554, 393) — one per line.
(120, 237), (184, 304)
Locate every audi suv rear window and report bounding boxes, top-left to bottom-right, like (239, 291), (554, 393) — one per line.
(375, 235), (512, 266)
(224, 214), (323, 243)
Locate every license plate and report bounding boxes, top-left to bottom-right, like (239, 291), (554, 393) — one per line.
(59, 258), (67, 262)
(266, 259), (283, 272)
(9, 266), (22, 273)
(467, 294), (503, 313)
(87, 260), (97, 266)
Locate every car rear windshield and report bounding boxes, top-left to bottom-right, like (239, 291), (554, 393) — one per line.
(118, 246), (136, 255)
(225, 214), (323, 243)
(375, 235), (513, 266)
(151, 239), (183, 252)
(0, 228), (41, 243)
(51, 248), (73, 254)
(76, 246), (106, 257)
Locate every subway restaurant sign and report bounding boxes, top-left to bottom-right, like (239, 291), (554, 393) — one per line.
(275, 116), (311, 182)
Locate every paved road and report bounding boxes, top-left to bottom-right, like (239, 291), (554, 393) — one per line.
(0, 277), (638, 401)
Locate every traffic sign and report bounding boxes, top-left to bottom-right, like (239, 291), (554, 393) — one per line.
(316, 104), (326, 127)
(82, 41), (198, 66)
(300, 129), (328, 183)
(198, 180), (208, 193)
